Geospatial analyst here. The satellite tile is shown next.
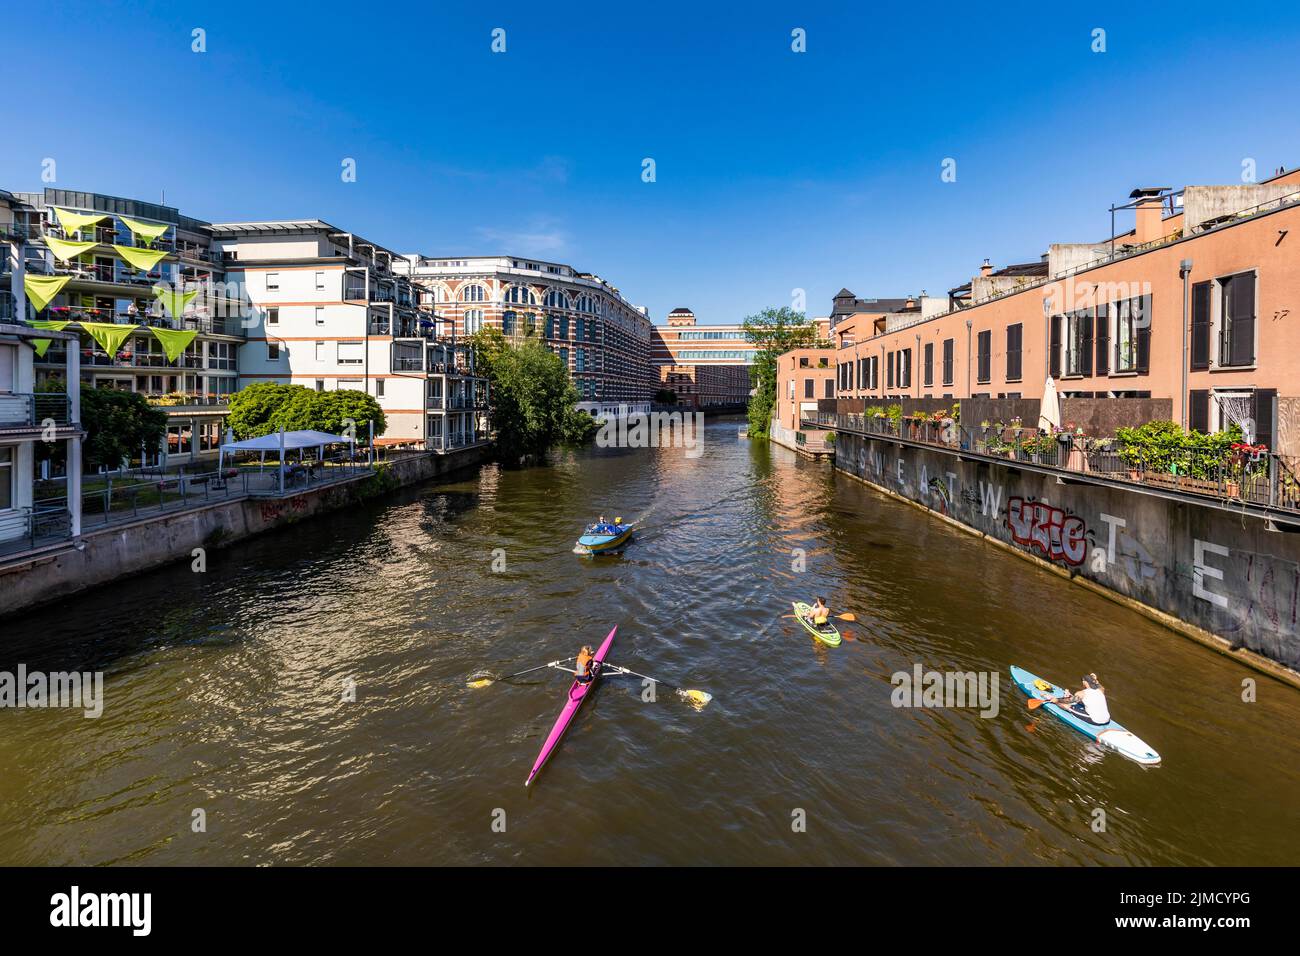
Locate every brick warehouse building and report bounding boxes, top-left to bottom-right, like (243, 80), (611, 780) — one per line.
(826, 166), (1300, 454)
(397, 255), (653, 411)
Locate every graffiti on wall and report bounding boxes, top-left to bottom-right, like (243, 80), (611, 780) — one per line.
(1005, 496), (1093, 567)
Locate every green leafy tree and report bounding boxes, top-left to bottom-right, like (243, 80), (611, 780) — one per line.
(653, 388), (678, 405)
(742, 307), (823, 438)
(227, 382), (306, 438)
(469, 328), (594, 462)
(80, 387), (168, 472)
(269, 389), (387, 441)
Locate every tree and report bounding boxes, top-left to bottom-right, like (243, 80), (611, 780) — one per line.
(742, 307), (823, 438)
(80, 387), (168, 472)
(653, 388), (678, 405)
(227, 382), (305, 438)
(270, 389), (387, 441)
(469, 328), (595, 462)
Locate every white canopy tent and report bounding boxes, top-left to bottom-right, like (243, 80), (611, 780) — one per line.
(218, 428), (357, 492)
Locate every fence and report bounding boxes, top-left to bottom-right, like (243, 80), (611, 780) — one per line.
(808, 411), (1300, 513)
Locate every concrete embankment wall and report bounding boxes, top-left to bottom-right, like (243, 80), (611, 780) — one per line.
(0, 447), (490, 617)
(834, 433), (1300, 681)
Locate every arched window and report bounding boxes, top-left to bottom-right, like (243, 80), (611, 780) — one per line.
(460, 284), (486, 303)
(505, 285), (536, 305)
(575, 293), (596, 313)
(544, 288), (569, 309)
(463, 309), (484, 334)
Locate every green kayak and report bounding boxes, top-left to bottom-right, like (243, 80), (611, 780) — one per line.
(792, 602), (842, 647)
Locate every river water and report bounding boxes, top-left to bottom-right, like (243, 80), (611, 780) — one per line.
(2, 418), (1298, 865)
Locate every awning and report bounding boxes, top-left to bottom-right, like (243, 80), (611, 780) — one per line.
(153, 285), (198, 318)
(52, 207), (108, 236)
(45, 237), (98, 263)
(120, 215), (170, 247)
(115, 244), (168, 272)
(23, 275), (71, 312)
(151, 327), (198, 362)
(220, 430), (354, 452)
(80, 321), (137, 357)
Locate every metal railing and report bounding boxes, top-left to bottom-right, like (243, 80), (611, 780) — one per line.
(809, 411), (1300, 513)
(0, 392), (72, 428)
(0, 505), (72, 558)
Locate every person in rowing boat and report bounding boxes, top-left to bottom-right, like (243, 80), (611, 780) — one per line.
(808, 596), (833, 631)
(591, 515), (612, 535)
(574, 645), (596, 685)
(1062, 673), (1110, 725)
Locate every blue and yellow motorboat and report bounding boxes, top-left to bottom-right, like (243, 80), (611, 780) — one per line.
(575, 517), (637, 555)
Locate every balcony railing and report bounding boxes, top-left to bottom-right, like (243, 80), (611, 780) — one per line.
(0, 505), (72, 558)
(808, 411), (1300, 515)
(0, 392), (73, 429)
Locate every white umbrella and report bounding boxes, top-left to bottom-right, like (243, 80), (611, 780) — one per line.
(1038, 376), (1061, 433)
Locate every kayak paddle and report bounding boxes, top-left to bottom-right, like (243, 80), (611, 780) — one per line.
(468, 658), (575, 689)
(1027, 695), (1069, 711)
(603, 664), (713, 708)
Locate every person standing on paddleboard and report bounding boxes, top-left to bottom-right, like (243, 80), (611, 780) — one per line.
(574, 645), (596, 685)
(1064, 673), (1110, 725)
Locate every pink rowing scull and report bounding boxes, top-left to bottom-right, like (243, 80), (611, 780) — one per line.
(524, 626), (617, 787)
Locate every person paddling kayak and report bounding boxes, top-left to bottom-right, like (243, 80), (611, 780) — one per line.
(1062, 673), (1110, 725)
(809, 596), (832, 628)
(574, 645), (596, 685)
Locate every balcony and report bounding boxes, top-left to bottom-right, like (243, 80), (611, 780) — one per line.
(0, 393), (73, 431)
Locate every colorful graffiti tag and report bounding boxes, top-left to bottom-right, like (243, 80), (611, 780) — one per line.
(1006, 496), (1091, 566)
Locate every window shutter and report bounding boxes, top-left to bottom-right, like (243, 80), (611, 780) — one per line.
(1189, 389), (1209, 433)
(924, 343), (933, 386)
(1095, 304), (1109, 375)
(1050, 315), (1062, 378)
(1229, 274), (1256, 366)
(887, 352), (894, 389)
(1135, 294), (1151, 373)
(1252, 388), (1276, 450)
(1191, 282), (1210, 370)
(1080, 311), (1093, 377)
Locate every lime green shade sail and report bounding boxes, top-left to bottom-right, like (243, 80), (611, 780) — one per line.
(52, 207), (108, 236)
(23, 275), (72, 312)
(114, 244), (168, 272)
(32, 339), (54, 357)
(25, 321), (70, 359)
(45, 237), (99, 263)
(80, 321), (137, 357)
(152, 285), (198, 318)
(151, 327), (198, 362)
(120, 215), (170, 247)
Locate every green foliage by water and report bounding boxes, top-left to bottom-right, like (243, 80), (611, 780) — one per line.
(653, 388), (678, 405)
(742, 306), (825, 438)
(227, 382), (386, 441)
(469, 327), (596, 462)
(1115, 420), (1241, 478)
(79, 387), (169, 471)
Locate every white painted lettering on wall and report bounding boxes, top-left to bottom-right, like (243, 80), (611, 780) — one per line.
(979, 481), (1003, 519)
(1193, 539), (1230, 609)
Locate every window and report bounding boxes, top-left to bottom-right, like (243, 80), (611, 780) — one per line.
(923, 343), (934, 387)
(0, 447), (12, 510)
(315, 271), (326, 291)
(1063, 310), (1093, 377)
(1219, 272), (1255, 367)
(266, 307), (279, 326)
(266, 272), (280, 291)
(268, 341), (281, 361)
(315, 307), (326, 326)
(376, 379), (385, 398)
(942, 339), (954, 386)
(505, 285), (535, 305)
(897, 348), (912, 389)
(338, 341), (364, 364)
(315, 379), (325, 392)
(976, 330), (992, 383)
(314, 341), (326, 362)
(463, 309), (484, 334)
(502, 312), (515, 335)
(544, 288), (569, 309)
(886, 351), (894, 389)
(804, 378), (814, 399)
(460, 284), (487, 302)
(1005, 324), (1022, 381)
(824, 379), (833, 399)
(559, 316), (569, 339)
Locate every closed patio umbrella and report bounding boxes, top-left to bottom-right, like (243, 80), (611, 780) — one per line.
(1038, 376), (1061, 434)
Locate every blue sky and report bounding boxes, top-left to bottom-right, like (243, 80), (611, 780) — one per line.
(4, 1), (1298, 324)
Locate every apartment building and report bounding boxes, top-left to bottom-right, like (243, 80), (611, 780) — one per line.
(0, 322), (82, 555)
(772, 346), (836, 456)
(211, 222), (488, 450)
(397, 255), (652, 412)
(2, 188), (243, 465)
(833, 166), (1300, 452)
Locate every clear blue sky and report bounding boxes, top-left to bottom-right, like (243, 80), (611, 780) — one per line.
(5, 1), (1297, 324)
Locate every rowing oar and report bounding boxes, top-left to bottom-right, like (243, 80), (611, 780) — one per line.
(467, 658), (575, 689)
(603, 664), (713, 707)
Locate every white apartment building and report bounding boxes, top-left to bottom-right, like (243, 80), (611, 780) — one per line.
(210, 221), (487, 450)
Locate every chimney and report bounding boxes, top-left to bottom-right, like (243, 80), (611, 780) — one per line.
(905, 295), (916, 310)
(1130, 187), (1170, 245)
(979, 259), (992, 277)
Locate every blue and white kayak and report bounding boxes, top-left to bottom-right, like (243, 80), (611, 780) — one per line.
(575, 521), (636, 555)
(1010, 666), (1161, 766)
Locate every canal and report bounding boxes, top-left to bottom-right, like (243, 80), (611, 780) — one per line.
(2, 418), (1298, 865)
